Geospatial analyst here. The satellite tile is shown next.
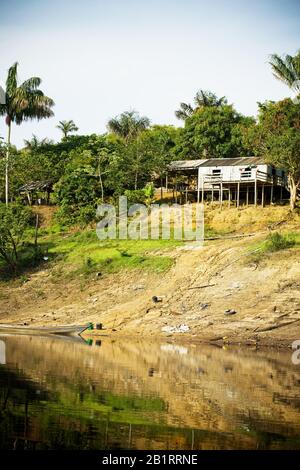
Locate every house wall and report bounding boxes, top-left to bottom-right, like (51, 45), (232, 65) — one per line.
(198, 163), (270, 182)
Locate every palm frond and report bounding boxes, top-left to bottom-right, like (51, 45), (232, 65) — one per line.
(269, 53), (300, 89)
(175, 102), (193, 120)
(21, 77), (42, 90)
(6, 62), (18, 96)
(107, 111), (150, 141)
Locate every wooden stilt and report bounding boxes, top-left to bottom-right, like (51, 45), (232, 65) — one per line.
(165, 174), (168, 192)
(197, 167), (200, 203)
(246, 186), (249, 206)
(280, 185), (283, 203)
(270, 184), (273, 204)
(220, 182), (223, 209)
(237, 182), (240, 208)
(211, 186), (214, 205)
(228, 187), (231, 208)
(175, 183), (177, 203)
(261, 185), (264, 207)
(201, 176), (204, 203)
(254, 172), (257, 206)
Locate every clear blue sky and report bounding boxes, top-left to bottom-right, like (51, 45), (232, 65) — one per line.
(0, 0), (299, 147)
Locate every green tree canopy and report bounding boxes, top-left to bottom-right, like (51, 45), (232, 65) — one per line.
(251, 98), (300, 210)
(177, 105), (253, 159)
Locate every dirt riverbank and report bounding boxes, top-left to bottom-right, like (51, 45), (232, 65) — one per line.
(0, 206), (299, 348)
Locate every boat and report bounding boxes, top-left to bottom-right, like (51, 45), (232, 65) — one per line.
(0, 323), (93, 337)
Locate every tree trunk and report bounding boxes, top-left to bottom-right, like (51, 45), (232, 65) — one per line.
(134, 169), (138, 190)
(288, 176), (299, 211)
(5, 119), (11, 206)
(98, 164), (104, 202)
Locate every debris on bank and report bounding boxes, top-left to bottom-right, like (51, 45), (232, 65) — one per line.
(161, 324), (190, 333)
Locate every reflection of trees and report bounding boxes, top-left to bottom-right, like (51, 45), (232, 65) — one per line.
(1, 336), (300, 450)
(0, 367), (48, 449)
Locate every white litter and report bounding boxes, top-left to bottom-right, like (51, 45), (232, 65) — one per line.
(161, 324), (190, 333)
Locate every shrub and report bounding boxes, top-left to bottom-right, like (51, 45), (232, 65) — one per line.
(265, 232), (295, 252)
(53, 168), (100, 226)
(124, 183), (154, 206)
(0, 203), (32, 272)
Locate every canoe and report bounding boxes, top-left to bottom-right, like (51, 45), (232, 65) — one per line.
(0, 323), (91, 337)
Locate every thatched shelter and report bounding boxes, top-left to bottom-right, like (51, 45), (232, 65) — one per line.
(18, 180), (54, 205)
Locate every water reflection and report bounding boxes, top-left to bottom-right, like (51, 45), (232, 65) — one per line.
(0, 334), (300, 450)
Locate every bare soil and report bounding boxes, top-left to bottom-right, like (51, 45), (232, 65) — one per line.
(0, 206), (300, 348)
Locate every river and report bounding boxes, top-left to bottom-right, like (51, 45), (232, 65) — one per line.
(0, 334), (300, 450)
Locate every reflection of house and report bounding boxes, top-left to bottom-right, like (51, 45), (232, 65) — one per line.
(168, 157), (289, 206)
(18, 180), (54, 205)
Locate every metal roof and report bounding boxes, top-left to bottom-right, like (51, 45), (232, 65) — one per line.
(168, 160), (207, 170)
(169, 157), (266, 171)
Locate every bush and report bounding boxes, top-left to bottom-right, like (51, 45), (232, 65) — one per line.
(265, 232), (295, 252)
(0, 203), (32, 272)
(124, 183), (154, 206)
(54, 168), (100, 226)
(124, 189), (148, 205)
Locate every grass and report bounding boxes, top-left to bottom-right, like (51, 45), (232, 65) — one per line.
(44, 229), (180, 277)
(0, 224), (182, 281)
(246, 231), (300, 264)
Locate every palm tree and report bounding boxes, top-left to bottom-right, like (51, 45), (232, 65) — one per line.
(56, 119), (79, 139)
(174, 102), (194, 121)
(269, 50), (300, 94)
(23, 134), (53, 150)
(0, 62), (54, 205)
(175, 90), (227, 120)
(107, 110), (150, 143)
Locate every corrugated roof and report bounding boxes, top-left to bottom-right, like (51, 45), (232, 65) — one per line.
(198, 157), (265, 167)
(168, 160), (207, 170)
(169, 157), (265, 171)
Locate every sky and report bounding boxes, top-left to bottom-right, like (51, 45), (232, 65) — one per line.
(0, 0), (299, 147)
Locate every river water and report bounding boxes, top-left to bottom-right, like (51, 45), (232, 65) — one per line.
(0, 334), (300, 450)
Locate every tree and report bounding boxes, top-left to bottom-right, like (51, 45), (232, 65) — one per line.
(177, 105), (252, 159)
(175, 90), (227, 120)
(54, 167), (101, 226)
(253, 98), (300, 210)
(135, 125), (179, 193)
(56, 120), (79, 139)
(23, 134), (53, 150)
(269, 50), (300, 94)
(0, 62), (54, 205)
(0, 203), (32, 272)
(107, 110), (150, 143)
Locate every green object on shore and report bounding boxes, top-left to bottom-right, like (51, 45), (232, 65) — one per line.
(87, 322), (94, 330)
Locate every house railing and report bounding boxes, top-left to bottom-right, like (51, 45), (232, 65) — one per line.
(201, 170), (286, 187)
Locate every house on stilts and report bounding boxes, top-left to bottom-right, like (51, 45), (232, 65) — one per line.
(167, 157), (289, 206)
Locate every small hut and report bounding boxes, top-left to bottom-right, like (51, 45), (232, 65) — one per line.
(18, 180), (54, 205)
